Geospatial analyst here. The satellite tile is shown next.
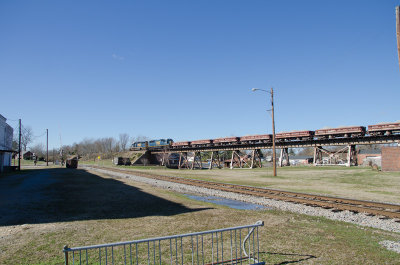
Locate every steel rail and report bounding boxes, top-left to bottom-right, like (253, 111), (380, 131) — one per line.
(87, 166), (400, 219)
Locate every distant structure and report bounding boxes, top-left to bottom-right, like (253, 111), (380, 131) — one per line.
(397, 6), (400, 71)
(0, 114), (14, 173)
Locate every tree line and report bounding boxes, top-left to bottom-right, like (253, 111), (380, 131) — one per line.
(13, 127), (149, 161)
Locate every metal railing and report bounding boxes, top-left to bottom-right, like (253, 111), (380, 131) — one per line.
(63, 220), (264, 265)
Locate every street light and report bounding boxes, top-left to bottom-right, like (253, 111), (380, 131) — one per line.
(252, 87), (277, 176)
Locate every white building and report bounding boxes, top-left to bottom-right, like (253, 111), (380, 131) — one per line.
(0, 114), (14, 173)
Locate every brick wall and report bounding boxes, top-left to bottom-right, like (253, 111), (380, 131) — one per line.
(381, 147), (400, 172)
(357, 154), (381, 166)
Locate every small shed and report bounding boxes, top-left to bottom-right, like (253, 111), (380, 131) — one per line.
(357, 149), (381, 166)
(66, 156), (79, 169)
(15, 151), (34, 160)
(113, 157), (131, 166)
(289, 156), (313, 165)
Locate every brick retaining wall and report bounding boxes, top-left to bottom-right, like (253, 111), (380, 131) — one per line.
(381, 147), (400, 172)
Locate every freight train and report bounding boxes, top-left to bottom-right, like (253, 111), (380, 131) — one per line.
(169, 121), (400, 149)
(130, 122), (400, 150)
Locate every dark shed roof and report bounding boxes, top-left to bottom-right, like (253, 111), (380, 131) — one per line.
(358, 149), (381, 155)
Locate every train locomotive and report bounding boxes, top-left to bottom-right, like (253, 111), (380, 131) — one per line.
(131, 138), (174, 150)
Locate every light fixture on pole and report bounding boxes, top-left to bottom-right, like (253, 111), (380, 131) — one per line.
(251, 87), (277, 177)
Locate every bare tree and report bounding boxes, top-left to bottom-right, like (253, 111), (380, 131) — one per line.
(119, 133), (130, 151)
(30, 143), (45, 159)
(134, 135), (150, 142)
(21, 125), (33, 151)
(297, 147), (314, 156)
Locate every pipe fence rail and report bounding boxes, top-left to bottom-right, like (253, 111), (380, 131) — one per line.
(63, 221), (264, 265)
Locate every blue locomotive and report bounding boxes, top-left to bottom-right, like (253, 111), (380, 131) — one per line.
(131, 139), (174, 150)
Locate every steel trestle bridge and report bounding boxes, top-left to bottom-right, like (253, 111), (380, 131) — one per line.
(150, 135), (400, 168)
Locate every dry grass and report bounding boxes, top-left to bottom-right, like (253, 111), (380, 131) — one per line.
(0, 168), (399, 264)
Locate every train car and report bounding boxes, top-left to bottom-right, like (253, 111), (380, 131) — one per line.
(131, 139), (173, 150)
(240, 134), (272, 144)
(191, 139), (213, 147)
(213, 136), (239, 145)
(171, 141), (191, 148)
(131, 141), (148, 150)
(368, 122), (400, 136)
(315, 126), (366, 139)
(276, 130), (314, 141)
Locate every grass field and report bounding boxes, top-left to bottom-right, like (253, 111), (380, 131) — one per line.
(0, 167), (399, 264)
(91, 163), (400, 205)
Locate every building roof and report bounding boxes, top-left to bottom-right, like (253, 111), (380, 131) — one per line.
(358, 149), (381, 155)
(290, 156), (313, 160)
(0, 149), (16, 153)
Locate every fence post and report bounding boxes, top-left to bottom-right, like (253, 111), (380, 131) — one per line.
(63, 245), (69, 265)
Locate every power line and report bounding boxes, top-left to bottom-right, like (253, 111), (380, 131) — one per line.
(32, 130), (47, 139)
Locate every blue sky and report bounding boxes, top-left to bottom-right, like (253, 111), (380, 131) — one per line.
(1, 0), (399, 149)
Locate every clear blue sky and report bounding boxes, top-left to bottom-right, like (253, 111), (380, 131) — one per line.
(1, 0), (399, 149)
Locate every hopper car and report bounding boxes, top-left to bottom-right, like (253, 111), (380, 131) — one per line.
(367, 122), (400, 136)
(240, 134), (272, 144)
(315, 126), (366, 139)
(172, 141), (191, 147)
(213, 137), (240, 145)
(276, 131), (314, 141)
(191, 139), (213, 147)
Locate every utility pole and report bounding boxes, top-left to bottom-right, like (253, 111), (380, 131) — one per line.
(396, 6), (400, 71)
(46, 129), (49, 166)
(270, 87), (277, 177)
(251, 87), (277, 176)
(18, 119), (21, 171)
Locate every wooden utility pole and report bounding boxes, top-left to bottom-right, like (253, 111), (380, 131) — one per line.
(396, 6), (400, 71)
(270, 87), (277, 177)
(18, 119), (21, 171)
(46, 129), (49, 166)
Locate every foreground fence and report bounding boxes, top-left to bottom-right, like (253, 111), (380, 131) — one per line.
(63, 220), (264, 265)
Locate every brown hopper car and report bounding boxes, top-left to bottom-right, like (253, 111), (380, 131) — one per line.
(172, 141), (191, 147)
(240, 134), (272, 142)
(315, 126), (366, 138)
(213, 137), (239, 144)
(368, 122), (400, 136)
(191, 139), (213, 145)
(276, 131), (314, 140)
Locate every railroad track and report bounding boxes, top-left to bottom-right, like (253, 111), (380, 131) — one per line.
(86, 165), (400, 220)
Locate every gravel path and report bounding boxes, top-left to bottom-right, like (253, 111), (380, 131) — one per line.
(90, 167), (400, 236)
(379, 240), (400, 254)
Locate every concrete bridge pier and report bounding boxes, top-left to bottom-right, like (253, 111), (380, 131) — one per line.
(279, 148), (290, 167)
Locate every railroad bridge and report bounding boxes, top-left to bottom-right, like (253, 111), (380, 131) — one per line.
(149, 135), (400, 169)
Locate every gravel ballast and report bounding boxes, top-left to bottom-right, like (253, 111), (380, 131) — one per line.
(379, 240), (400, 254)
(90, 167), (400, 235)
